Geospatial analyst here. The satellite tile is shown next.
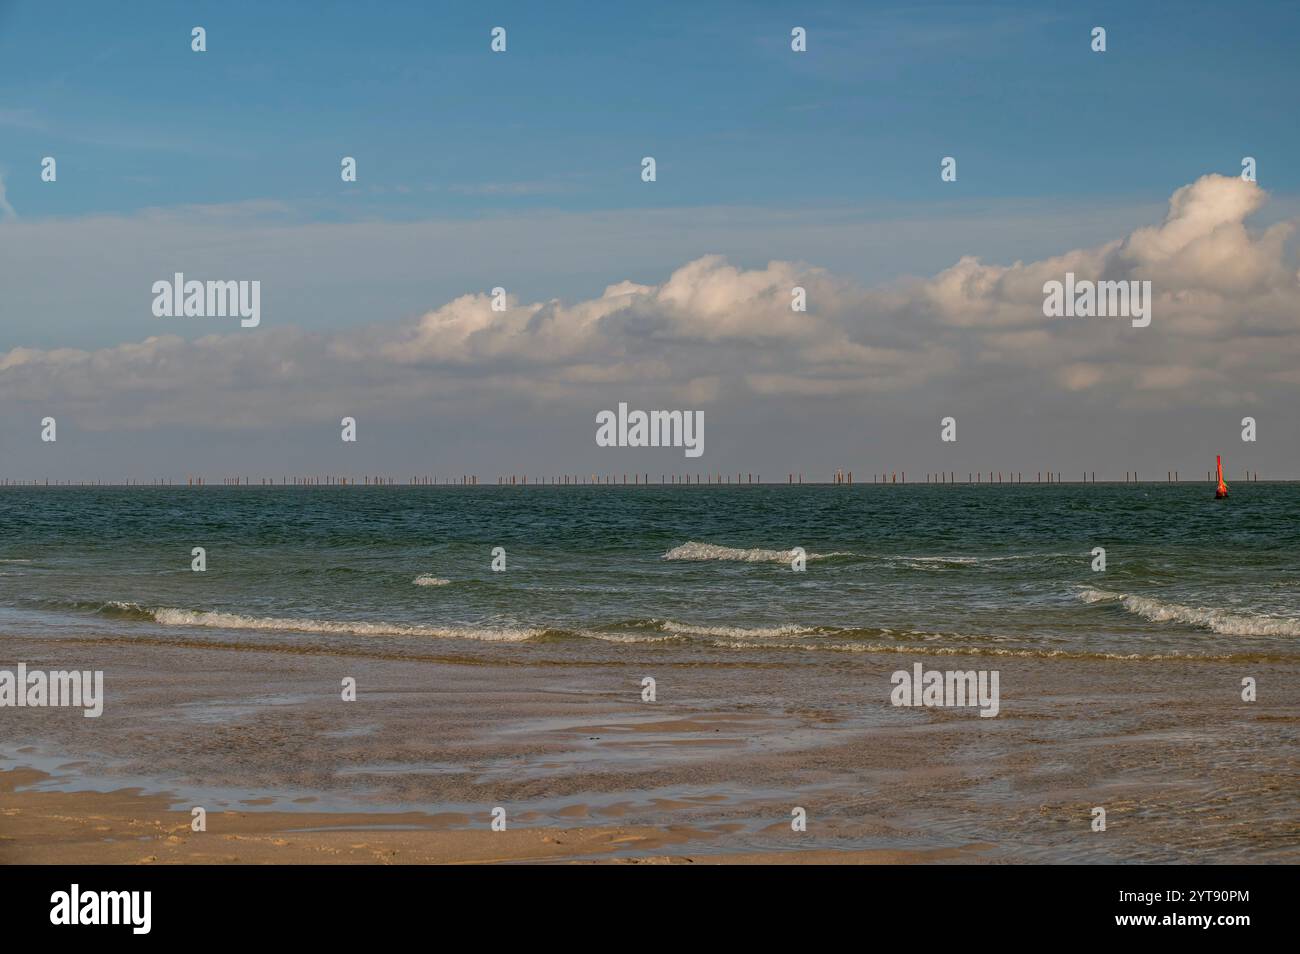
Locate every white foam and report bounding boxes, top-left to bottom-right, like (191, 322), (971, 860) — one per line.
(412, 575), (451, 586)
(655, 619), (816, 639)
(662, 541), (845, 563)
(148, 607), (538, 642)
(893, 552), (1073, 569)
(1077, 587), (1300, 637)
(583, 631), (686, 645)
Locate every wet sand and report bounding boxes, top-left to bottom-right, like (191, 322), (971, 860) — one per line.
(0, 767), (992, 864)
(2, 633), (1297, 864)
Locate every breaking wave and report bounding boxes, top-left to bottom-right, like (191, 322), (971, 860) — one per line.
(1078, 588), (1300, 637)
(15, 597), (1282, 662)
(654, 619), (817, 639)
(662, 541), (848, 563)
(150, 608), (538, 642)
(75, 601), (539, 642)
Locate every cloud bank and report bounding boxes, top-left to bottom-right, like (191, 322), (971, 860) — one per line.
(1, 175), (1297, 435)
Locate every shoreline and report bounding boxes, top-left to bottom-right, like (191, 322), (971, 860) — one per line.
(3, 632), (1297, 864)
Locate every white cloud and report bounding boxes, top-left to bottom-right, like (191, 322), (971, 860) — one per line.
(1, 175), (1296, 432)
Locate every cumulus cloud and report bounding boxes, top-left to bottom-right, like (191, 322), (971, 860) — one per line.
(1, 175), (1296, 431)
(863, 174), (1299, 406)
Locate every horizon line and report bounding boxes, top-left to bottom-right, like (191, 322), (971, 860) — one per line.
(0, 472), (1278, 488)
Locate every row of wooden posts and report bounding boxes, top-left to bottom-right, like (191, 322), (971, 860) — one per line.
(837, 471), (1264, 484)
(1, 471), (1266, 487)
(499, 474), (763, 485)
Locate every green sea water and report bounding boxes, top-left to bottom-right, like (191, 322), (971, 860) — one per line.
(2, 483), (1298, 663)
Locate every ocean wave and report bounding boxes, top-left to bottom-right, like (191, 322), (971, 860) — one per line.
(1078, 587), (1300, 637)
(87, 600), (158, 621)
(24, 595), (1282, 661)
(102, 604), (539, 642)
(660, 543), (1074, 569)
(43, 598), (532, 642)
(655, 619), (817, 639)
(892, 552), (1076, 570)
(152, 608), (539, 642)
(48, 600), (161, 623)
(644, 618), (988, 644)
(661, 541), (848, 563)
(412, 575), (451, 586)
(17, 598), (157, 619)
(582, 631), (688, 645)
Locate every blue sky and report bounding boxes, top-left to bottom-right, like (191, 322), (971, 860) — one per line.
(2, 1), (1299, 479)
(3, 0), (1297, 222)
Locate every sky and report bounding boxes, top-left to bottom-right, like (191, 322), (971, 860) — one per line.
(1, 0), (1298, 481)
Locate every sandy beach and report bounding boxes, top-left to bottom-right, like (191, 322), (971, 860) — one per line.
(4, 630), (1296, 864)
(0, 766), (995, 864)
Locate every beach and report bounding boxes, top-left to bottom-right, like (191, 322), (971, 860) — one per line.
(0, 766), (986, 865)
(3, 628), (1296, 864)
(2, 484), (1298, 863)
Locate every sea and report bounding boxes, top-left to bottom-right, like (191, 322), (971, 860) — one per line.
(2, 482), (1297, 665)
